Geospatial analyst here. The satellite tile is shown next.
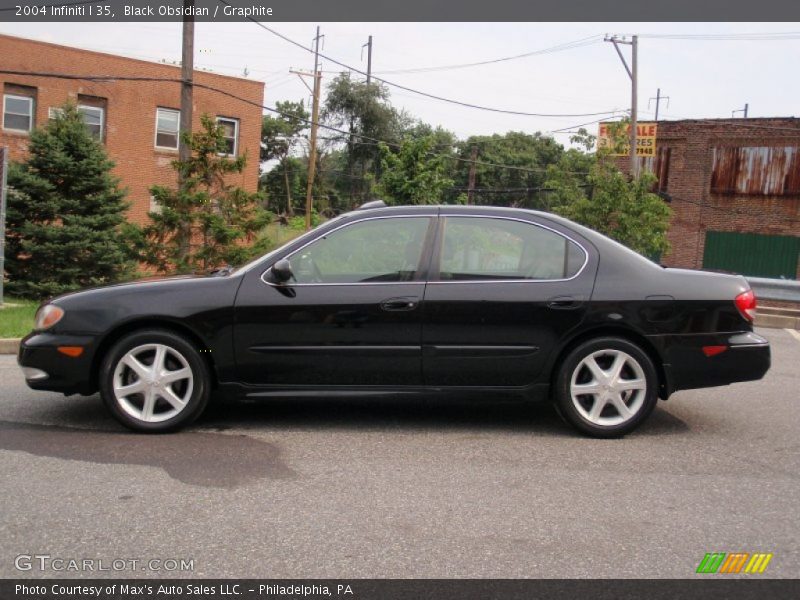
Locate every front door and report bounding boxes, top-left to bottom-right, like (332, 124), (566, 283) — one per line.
(234, 214), (436, 387)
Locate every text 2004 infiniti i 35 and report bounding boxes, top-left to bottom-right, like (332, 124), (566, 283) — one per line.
(18, 203), (770, 437)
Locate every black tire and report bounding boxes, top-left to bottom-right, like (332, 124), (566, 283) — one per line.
(554, 336), (659, 438)
(99, 329), (211, 433)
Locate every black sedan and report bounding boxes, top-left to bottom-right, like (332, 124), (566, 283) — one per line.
(18, 203), (770, 437)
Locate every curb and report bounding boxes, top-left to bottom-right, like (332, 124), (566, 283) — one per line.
(755, 314), (800, 330)
(0, 338), (20, 355)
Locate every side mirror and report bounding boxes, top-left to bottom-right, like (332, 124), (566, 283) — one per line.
(270, 258), (294, 283)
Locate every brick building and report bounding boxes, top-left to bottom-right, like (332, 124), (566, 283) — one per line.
(0, 34), (264, 224)
(615, 118), (800, 280)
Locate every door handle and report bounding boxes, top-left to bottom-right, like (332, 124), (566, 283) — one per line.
(547, 295), (582, 310)
(380, 297), (419, 312)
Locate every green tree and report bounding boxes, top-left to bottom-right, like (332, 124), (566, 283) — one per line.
(323, 73), (404, 206)
(377, 135), (454, 205)
(136, 115), (271, 273)
(261, 100), (309, 215)
(5, 103), (132, 298)
(546, 121), (671, 258)
(452, 132), (564, 207)
(260, 155), (305, 216)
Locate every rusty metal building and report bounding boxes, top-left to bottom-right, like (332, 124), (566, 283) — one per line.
(613, 118), (800, 280)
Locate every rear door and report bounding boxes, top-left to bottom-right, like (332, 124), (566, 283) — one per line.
(421, 211), (597, 387)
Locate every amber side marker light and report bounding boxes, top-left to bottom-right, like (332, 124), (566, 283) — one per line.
(57, 346), (84, 358)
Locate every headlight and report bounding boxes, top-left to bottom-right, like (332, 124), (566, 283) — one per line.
(34, 304), (65, 331)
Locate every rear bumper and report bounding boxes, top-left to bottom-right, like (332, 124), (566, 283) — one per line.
(656, 331), (770, 394)
(17, 332), (99, 395)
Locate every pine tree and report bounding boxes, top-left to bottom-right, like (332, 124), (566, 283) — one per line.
(5, 104), (132, 298)
(135, 114), (270, 273)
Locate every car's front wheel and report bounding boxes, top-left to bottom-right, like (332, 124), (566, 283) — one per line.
(554, 337), (658, 438)
(99, 329), (210, 432)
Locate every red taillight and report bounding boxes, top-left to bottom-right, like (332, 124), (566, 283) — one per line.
(735, 289), (757, 322)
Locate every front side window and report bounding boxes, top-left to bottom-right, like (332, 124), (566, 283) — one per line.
(78, 105), (104, 140)
(3, 94), (34, 132)
(216, 117), (239, 156)
(437, 217), (585, 281)
(288, 217), (431, 284)
(155, 107), (180, 149)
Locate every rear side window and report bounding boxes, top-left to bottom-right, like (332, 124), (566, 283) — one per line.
(437, 217), (585, 281)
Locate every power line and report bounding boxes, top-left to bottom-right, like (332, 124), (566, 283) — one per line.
(549, 117), (617, 134)
(214, 1), (624, 120)
(632, 31), (800, 41)
(372, 35), (602, 75)
(0, 68), (584, 175)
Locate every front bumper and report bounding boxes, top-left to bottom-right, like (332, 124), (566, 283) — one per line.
(17, 332), (99, 395)
(658, 331), (771, 393)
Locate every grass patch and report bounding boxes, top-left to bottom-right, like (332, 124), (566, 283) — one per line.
(0, 297), (39, 338)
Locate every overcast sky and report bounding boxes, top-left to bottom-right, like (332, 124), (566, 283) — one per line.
(3, 21), (799, 142)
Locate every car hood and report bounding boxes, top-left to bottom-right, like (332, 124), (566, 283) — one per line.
(49, 274), (214, 301)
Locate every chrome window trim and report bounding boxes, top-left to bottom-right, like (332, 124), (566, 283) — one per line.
(428, 214), (590, 284)
(260, 215), (434, 288)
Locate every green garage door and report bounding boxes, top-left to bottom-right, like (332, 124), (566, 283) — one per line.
(703, 231), (800, 280)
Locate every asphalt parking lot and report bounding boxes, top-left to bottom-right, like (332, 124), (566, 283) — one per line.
(0, 328), (798, 579)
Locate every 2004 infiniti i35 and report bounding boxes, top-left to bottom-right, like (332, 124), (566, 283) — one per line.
(18, 202), (770, 437)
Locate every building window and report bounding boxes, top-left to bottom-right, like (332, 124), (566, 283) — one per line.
(78, 105), (104, 140)
(216, 117), (239, 156)
(49, 103), (105, 141)
(3, 94), (34, 133)
(155, 107), (180, 149)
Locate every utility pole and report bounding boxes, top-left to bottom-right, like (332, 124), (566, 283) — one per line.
(648, 88), (670, 121)
(362, 35), (373, 84)
(466, 145), (478, 205)
(605, 34), (638, 176)
(179, 0), (194, 171)
(304, 26), (323, 231)
(732, 103), (749, 118)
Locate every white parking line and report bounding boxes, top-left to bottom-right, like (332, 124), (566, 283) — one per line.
(785, 328), (800, 343)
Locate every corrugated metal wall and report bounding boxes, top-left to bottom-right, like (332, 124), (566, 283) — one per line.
(703, 231), (800, 279)
(637, 146), (671, 192)
(710, 146), (800, 195)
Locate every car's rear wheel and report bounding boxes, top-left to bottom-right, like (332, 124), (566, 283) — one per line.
(554, 337), (658, 438)
(99, 329), (210, 432)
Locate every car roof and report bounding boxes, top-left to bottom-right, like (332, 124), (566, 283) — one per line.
(347, 203), (579, 229)
(349, 204), (551, 218)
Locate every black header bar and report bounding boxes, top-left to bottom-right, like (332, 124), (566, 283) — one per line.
(1, 0), (799, 22)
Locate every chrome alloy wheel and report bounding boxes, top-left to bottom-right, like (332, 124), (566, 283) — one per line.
(112, 343), (194, 423)
(569, 349), (647, 427)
